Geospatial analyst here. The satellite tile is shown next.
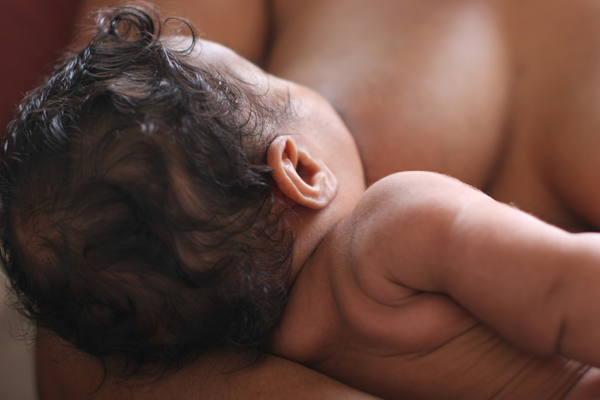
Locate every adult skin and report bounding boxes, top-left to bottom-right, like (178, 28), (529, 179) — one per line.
(37, 330), (379, 400)
(267, 0), (600, 232)
(39, 0), (600, 399)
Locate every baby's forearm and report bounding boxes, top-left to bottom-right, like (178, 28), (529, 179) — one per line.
(440, 196), (600, 367)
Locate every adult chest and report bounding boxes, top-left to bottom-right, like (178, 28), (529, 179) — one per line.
(267, 0), (511, 188)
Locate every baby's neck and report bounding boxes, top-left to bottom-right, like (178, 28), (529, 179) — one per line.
(284, 190), (358, 280)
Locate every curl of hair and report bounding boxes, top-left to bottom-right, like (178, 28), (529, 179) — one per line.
(0, 3), (293, 378)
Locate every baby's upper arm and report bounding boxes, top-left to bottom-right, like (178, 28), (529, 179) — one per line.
(350, 171), (600, 366)
(349, 172), (481, 303)
(335, 172), (483, 349)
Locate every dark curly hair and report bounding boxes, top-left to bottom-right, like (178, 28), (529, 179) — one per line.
(0, 4), (293, 377)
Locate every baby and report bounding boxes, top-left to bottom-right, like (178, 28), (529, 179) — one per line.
(3, 6), (600, 400)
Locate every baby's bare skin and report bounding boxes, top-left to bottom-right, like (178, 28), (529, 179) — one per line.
(272, 171), (600, 400)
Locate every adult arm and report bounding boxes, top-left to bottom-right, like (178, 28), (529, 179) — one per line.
(37, 328), (381, 400)
(352, 171), (600, 368)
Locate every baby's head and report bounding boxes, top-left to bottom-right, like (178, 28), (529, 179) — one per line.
(0, 5), (363, 376)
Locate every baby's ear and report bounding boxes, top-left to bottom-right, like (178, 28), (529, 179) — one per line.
(267, 136), (338, 210)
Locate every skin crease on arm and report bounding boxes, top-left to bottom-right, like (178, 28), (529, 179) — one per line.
(351, 171), (600, 369)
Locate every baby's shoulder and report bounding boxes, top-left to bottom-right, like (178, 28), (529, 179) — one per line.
(272, 172), (482, 363)
(320, 171), (488, 314)
(279, 172), (479, 356)
(340, 172), (486, 254)
(358, 171), (485, 210)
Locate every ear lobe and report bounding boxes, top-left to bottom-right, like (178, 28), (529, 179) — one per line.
(268, 136), (338, 210)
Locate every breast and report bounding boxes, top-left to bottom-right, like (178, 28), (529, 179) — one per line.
(268, 0), (511, 188)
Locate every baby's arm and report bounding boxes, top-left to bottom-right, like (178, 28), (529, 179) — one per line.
(353, 171), (600, 367)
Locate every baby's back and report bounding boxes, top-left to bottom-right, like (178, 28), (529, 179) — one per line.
(270, 174), (599, 400)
